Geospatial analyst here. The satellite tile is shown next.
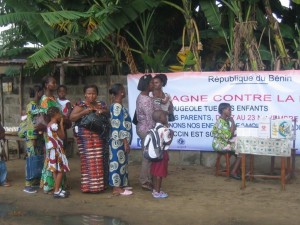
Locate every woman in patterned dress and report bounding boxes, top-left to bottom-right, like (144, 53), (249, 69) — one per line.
(136, 74), (155, 191)
(23, 85), (44, 194)
(212, 103), (241, 179)
(109, 83), (133, 196)
(70, 84), (110, 193)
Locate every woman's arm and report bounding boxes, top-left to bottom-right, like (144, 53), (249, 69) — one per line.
(228, 117), (236, 137)
(57, 118), (65, 139)
(69, 105), (90, 122)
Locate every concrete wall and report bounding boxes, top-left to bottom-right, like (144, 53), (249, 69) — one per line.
(1, 74), (299, 170)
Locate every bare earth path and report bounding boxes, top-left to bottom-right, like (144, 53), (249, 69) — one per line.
(0, 155), (300, 225)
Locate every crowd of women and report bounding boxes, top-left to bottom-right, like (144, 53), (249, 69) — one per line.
(0, 72), (242, 199)
(13, 73), (174, 198)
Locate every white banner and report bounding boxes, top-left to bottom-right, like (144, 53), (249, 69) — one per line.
(127, 71), (300, 153)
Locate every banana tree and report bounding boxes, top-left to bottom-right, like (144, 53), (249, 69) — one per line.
(163, 0), (202, 71)
(0, 0), (161, 69)
(263, 0), (290, 67)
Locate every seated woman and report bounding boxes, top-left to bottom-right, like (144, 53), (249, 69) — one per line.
(212, 103), (241, 180)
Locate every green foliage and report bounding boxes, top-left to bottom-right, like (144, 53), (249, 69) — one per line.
(142, 49), (170, 73)
(27, 35), (81, 68)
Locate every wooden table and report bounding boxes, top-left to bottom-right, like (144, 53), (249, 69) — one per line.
(236, 136), (292, 190)
(4, 132), (24, 160)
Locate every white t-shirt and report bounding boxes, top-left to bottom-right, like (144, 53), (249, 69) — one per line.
(57, 98), (71, 116)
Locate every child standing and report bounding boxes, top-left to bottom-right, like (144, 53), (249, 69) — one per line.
(46, 106), (70, 198)
(150, 110), (174, 199)
(0, 113), (10, 187)
(57, 85), (72, 157)
(23, 85), (44, 194)
(57, 85), (72, 118)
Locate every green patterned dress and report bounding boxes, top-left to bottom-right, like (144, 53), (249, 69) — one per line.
(212, 118), (235, 151)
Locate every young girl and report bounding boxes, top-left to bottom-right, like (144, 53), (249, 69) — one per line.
(57, 85), (72, 157)
(150, 110), (174, 199)
(46, 106), (70, 198)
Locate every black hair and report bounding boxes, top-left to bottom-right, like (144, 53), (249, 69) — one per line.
(29, 84), (43, 98)
(154, 73), (168, 87)
(41, 75), (55, 89)
(109, 83), (123, 96)
(83, 84), (98, 95)
(137, 74), (152, 91)
(57, 84), (68, 92)
(218, 103), (231, 114)
(47, 106), (60, 118)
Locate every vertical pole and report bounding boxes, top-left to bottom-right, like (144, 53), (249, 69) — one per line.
(19, 65), (24, 116)
(60, 65), (65, 85)
(0, 75), (4, 125)
(241, 154), (246, 189)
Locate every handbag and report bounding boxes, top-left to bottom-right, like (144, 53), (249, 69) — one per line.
(132, 111), (138, 125)
(25, 155), (44, 180)
(76, 112), (110, 139)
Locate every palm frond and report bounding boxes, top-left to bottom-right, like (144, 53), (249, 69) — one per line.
(86, 0), (161, 42)
(199, 0), (222, 30)
(27, 34), (81, 68)
(0, 12), (39, 25)
(41, 11), (91, 26)
(3, 0), (55, 44)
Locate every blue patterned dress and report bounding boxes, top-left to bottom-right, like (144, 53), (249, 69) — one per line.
(109, 103), (132, 188)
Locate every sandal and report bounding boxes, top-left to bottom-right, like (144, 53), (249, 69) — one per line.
(53, 190), (68, 199)
(119, 189), (133, 196)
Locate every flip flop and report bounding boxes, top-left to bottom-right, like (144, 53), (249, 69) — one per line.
(119, 189), (133, 196)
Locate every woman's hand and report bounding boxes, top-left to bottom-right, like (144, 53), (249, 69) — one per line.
(123, 139), (130, 154)
(124, 144), (130, 154)
(228, 116), (235, 124)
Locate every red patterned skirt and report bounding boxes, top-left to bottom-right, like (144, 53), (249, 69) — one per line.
(76, 127), (108, 193)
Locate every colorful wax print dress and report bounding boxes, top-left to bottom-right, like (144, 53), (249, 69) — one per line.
(25, 101), (44, 186)
(212, 118), (236, 151)
(39, 95), (63, 192)
(74, 101), (109, 193)
(109, 103), (132, 187)
(46, 123), (70, 173)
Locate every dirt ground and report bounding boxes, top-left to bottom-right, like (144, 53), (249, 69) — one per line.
(1, 153), (300, 225)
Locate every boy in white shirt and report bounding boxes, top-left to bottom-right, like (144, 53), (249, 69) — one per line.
(150, 110), (174, 198)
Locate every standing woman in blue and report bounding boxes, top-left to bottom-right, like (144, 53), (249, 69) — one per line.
(109, 83), (133, 196)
